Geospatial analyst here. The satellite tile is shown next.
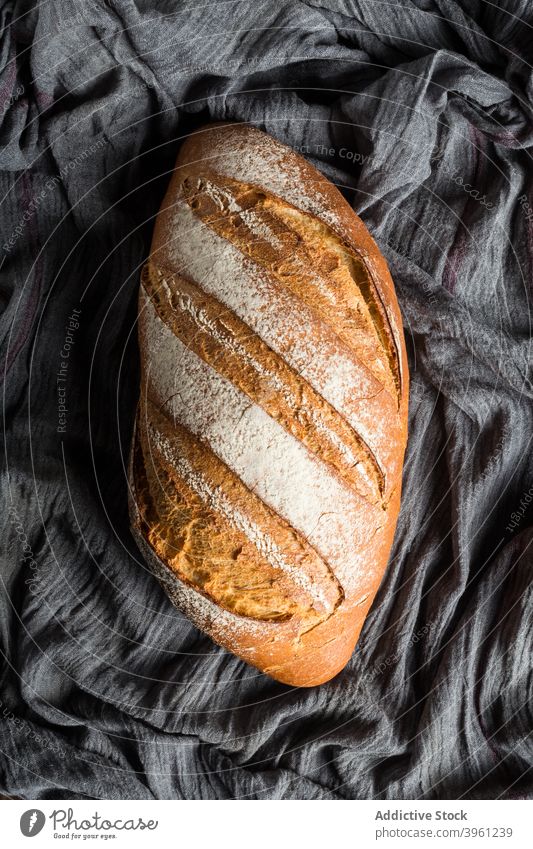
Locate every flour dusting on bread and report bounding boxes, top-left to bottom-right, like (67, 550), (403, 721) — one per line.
(129, 123), (409, 686)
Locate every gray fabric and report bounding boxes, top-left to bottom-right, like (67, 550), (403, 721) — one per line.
(1, 0), (532, 800)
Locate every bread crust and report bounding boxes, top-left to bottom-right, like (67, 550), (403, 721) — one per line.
(129, 123), (409, 687)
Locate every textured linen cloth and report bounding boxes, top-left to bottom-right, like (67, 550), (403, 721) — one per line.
(1, 0), (532, 800)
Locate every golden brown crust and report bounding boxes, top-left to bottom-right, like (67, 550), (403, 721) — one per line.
(129, 122), (409, 686)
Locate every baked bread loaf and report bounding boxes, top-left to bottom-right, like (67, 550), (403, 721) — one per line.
(129, 123), (409, 687)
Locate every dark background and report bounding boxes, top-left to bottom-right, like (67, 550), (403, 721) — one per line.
(0, 0), (532, 799)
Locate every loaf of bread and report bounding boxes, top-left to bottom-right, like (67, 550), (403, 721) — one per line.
(128, 123), (409, 686)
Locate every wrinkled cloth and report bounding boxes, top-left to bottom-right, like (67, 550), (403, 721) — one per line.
(1, 0), (533, 800)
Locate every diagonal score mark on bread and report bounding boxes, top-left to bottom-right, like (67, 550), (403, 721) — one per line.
(142, 263), (384, 504)
(180, 173), (401, 405)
